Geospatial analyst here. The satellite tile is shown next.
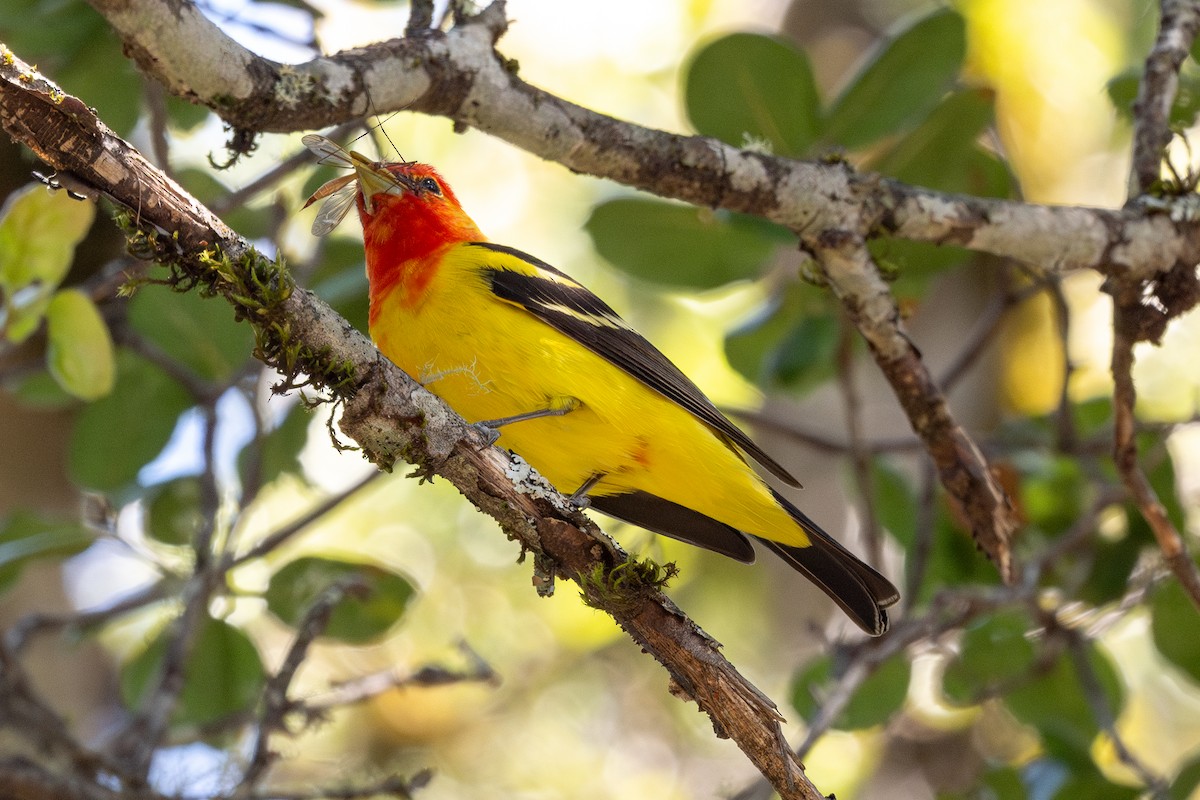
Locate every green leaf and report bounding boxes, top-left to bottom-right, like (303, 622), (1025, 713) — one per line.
(0, 184), (95, 342)
(724, 284), (839, 391)
(1017, 454), (1085, 536)
(121, 615), (266, 728)
(0, 185), (95, 289)
(1108, 69), (1200, 128)
(1146, 446), (1186, 531)
(939, 766), (1025, 800)
(585, 198), (788, 289)
(1005, 643), (1123, 753)
(266, 557), (417, 645)
(942, 610), (1036, 705)
(770, 314), (840, 388)
(45, 288), (115, 400)
(823, 8), (967, 150)
(684, 32), (821, 156)
(1074, 396), (1113, 437)
(0, 510), (93, 594)
(872, 89), (992, 183)
(165, 95), (210, 133)
(1105, 70), (1139, 119)
(871, 88), (1014, 200)
(1035, 735), (1140, 800)
(1150, 580), (1200, 684)
(1076, 521), (1150, 607)
(69, 349), (194, 492)
(145, 477), (205, 547)
(791, 653), (910, 730)
(127, 284), (253, 383)
(238, 402), (311, 489)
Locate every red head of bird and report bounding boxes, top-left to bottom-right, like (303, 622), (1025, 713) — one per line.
(349, 159), (484, 320)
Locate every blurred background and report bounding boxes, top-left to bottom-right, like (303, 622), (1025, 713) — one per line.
(2, 0), (1200, 798)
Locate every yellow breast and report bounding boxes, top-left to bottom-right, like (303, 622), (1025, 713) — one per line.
(368, 244), (805, 546)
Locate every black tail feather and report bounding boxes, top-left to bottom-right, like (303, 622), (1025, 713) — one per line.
(589, 489), (898, 636)
(589, 491), (756, 563)
(763, 489), (899, 636)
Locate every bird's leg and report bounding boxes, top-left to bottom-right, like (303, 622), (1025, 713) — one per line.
(473, 397), (580, 445)
(566, 473), (604, 510)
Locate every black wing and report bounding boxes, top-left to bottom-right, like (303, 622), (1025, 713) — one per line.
(471, 242), (800, 487)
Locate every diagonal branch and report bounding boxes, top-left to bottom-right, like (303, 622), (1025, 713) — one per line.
(0, 49), (822, 800)
(803, 228), (1017, 581)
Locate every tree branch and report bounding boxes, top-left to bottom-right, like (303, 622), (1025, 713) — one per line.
(0, 49), (823, 800)
(1109, 0), (1200, 610)
(803, 228), (1017, 579)
(79, 0), (1200, 279)
(1129, 0), (1200, 192)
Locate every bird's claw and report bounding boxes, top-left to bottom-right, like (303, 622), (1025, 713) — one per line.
(471, 421), (501, 447)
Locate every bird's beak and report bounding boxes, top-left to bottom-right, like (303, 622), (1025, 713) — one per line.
(350, 151), (415, 214)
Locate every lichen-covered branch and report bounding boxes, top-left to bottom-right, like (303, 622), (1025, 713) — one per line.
(79, 0), (1200, 281)
(0, 48), (822, 800)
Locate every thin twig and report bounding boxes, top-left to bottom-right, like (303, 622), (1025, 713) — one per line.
(306, 642), (498, 712)
(106, 570), (219, 783)
(405, 0), (435, 35)
(1110, 312), (1200, 608)
(4, 581), (168, 654)
(143, 78), (172, 176)
(1045, 276), (1078, 453)
(936, 269), (1043, 393)
(212, 120), (360, 216)
(229, 470), (384, 567)
(805, 230), (1018, 582)
(728, 408), (920, 455)
(836, 311), (882, 566)
(905, 458), (938, 602)
(242, 580), (362, 790)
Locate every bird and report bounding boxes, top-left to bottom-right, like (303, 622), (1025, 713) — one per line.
(302, 134), (900, 635)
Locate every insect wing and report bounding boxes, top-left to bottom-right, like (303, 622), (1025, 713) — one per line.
(302, 133), (354, 168)
(303, 174), (356, 210)
(302, 134), (360, 235)
(310, 181), (358, 236)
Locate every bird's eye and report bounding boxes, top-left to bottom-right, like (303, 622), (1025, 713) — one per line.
(420, 177), (441, 195)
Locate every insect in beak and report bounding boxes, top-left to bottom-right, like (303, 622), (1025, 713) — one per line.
(301, 134), (418, 236)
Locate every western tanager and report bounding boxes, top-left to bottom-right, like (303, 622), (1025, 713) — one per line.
(303, 135), (899, 635)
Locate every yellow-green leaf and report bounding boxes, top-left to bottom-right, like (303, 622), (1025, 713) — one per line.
(0, 185), (95, 343)
(0, 184), (94, 290)
(45, 288), (115, 401)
